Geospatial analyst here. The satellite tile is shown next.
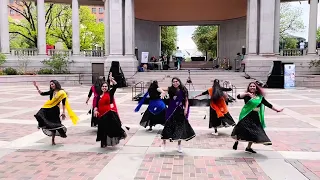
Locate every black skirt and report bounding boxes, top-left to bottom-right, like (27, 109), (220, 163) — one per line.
(161, 108), (196, 141)
(91, 108), (98, 127)
(140, 108), (166, 128)
(209, 108), (236, 128)
(34, 106), (67, 137)
(231, 111), (272, 145)
(96, 111), (127, 147)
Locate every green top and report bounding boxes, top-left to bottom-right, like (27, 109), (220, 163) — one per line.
(239, 95), (266, 128)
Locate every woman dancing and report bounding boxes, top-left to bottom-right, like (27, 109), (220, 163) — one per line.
(94, 74), (127, 148)
(86, 76), (104, 127)
(194, 79), (236, 135)
(33, 80), (78, 145)
(161, 77), (196, 153)
(134, 80), (166, 132)
(231, 82), (283, 153)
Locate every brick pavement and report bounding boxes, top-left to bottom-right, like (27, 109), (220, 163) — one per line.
(0, 85), (320, 179)
(134, 155), (270, 180)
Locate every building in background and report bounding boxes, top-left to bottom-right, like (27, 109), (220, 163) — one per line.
(8, 1), (104, 23)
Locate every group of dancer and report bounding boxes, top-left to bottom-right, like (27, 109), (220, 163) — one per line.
(134, 78), (283, 153)
(32, 74), (283, 154)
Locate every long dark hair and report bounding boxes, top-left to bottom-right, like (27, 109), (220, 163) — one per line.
(211, 79), (224, 102)
(94, 76), (104, 95)
(168, 77), (188, 99)
(246, 82), (265, 96)
(148, 80), (160, 98)
(50, 80), (62, 91)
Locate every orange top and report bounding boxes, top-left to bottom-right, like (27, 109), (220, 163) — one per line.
(208, 87), (229, 118)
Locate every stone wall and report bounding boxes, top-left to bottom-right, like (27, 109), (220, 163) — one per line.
(135, 19), (161, 61)
(218, 17), (246, 68)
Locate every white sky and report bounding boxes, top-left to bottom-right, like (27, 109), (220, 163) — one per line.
(177, 1), (318, 50)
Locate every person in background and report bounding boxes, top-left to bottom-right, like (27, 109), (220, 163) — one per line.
(175, 47), (183, 70)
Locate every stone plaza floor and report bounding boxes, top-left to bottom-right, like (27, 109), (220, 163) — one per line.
(0, 84), (320, 180)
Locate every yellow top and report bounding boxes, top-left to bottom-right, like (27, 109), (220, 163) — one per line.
(42, 90), (78, 125)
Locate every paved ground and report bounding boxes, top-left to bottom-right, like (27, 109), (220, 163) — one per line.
(0, 84), (320, 180)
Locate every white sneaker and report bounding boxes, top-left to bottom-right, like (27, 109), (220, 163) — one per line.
(212, 132), (218, 136)
(177, 145), (183, 153)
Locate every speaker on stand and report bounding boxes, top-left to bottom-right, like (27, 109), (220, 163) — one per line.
(108, 61), (127, 88)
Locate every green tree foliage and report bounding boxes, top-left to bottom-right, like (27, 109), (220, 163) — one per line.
(317, 27), (320, 42)
(280, 3), (304, 38)
(281, 37), (298, 49)
(161, 26), (178, 56)
(192, 26), (218, 58)
(8, 1), (104, 50)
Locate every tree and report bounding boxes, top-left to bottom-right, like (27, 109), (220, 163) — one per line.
(8, 1), (104, 50)
(161, 26), (177, 56)
(280, 3), (304, 38)
(192, 26), (218, 59)
(281, 37), (298, 49)
(317, 27), (320, 42)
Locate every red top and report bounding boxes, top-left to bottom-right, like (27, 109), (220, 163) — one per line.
(97, 92), (118, 118)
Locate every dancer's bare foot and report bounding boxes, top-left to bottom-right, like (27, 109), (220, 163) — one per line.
(52, 141), (56, 146)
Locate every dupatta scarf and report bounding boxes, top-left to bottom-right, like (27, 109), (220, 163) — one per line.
(165, 90), (190, 121)
(238, 95), (266, 128)
(42, 90), (79, 125)
(134, 92), (166, 115)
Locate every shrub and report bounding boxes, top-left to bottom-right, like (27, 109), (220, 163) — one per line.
(41, 54), (72, 74)
(37, 68), (54, 74)
(309, 59), (320, 68)
(3, 67), (17, 75)
(0, 53), (6, 66)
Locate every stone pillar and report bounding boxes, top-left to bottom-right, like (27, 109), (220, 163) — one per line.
(274, 0), (280, 55)
(37, 0), (46, 55)
(0, 0), (10, 54)
(245, 0), (250, 54)
(259, 0), (276, 55)
(248, 0), (258, 55)
(124, 0), (135, 55)
(308, 0), (318, 55)
(72, 0), (80, 55)
(104, 0), (110, 56)
(109, 0), (123, 55)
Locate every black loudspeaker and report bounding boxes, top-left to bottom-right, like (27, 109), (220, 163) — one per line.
(108, 61), (127, 88)
(163, 64), (169, 70)
(266, 61), (284, 88)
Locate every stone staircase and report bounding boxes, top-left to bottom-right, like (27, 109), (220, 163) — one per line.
(127, 70), (253, 90)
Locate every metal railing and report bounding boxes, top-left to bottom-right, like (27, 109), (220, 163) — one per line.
(131, 81), (144, 100)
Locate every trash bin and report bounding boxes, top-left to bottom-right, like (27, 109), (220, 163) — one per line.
(234, 59), (241, 72)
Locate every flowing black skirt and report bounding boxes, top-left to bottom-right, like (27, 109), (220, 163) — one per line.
(231, 111), (271, 145)
(90, 108), (98, 127)
(209, 108), (236, 129)
(161, 108), (196, 141)
(96, 111), (127, 147)
(140, 108), (166, 128)
(34, 106), (67, 137)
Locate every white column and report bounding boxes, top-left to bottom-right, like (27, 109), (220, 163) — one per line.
(104, 0), (110, 56)
(109, 0), (123, 55)
(308, 0), (318, 55)
(72, 0), (80, 55)
(0, 0), (9, 54)
(37, 0), (46, 55)
(245, 0), (250, 54)
(274, 0), (280, 55)
(124, 0), (135, 55)
(259, 0), (276, 55)
(248, 0), (258, 55)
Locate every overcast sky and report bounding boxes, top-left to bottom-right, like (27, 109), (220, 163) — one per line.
(177, 1), (317, 49)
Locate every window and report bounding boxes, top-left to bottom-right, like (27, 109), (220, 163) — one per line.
(99, 18), (103, 22)
(10, 10), (14, 15)
(99, 8), (104, 14)
(92, 8), (96, 14)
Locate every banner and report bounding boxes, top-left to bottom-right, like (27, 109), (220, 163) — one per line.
(141, 52), (149, 63)
(284, 64), (295, 89)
